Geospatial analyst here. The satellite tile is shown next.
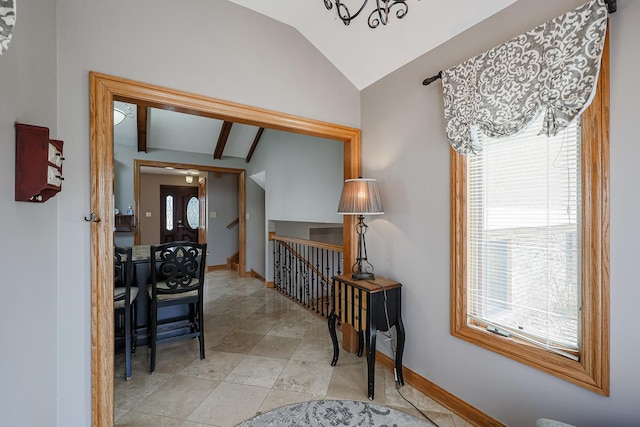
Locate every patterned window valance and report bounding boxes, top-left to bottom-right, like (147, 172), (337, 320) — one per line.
(441, 0), (608, 155)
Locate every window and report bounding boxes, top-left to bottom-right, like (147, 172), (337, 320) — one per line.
(165, 195), (174, 231)
(186, 196), (199, 229)
(467, 115), (581, 358)
(451, 37), (609, 395)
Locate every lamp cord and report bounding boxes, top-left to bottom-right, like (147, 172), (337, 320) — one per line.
(366, 280), (440, 427)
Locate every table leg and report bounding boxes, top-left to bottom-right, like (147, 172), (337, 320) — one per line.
(328, 312), (339, 366)
(357, 331), (364, 357)
(395, 320), (405, 386)
(365, 325), (377, 400)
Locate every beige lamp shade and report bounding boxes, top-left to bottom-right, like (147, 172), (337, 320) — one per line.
(337, 178), (384, 215)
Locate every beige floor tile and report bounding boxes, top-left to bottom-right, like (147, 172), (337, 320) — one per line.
(422, 411), (457, 427)
(225, 355), (288, 388)
(133, 374), (218, 419)
(115, 410), (184, 427)
(114, 270), (469, 426)
(187, 382), (269, 427)
(387, 405), (454, 427)
(231, 316), (280, 335)
(153, 342), (202, 375)
(325, 357), (386, 403)
(267, 319), (312, 338)
(209, 331), (263, 354)
(301, 321), (336, 343)
(114, 407), (130, 422)
(179, 421), (218, 427)
(258, 389), (317, 414)
(291, 339), (334, 363)
(115, 372), (173, 410)
(249, 335), (302, 359)
(452, 413), (476, 427)
(386, 381), (451, 414)
(179, 351), (244, 381)
(273, 359), (334, 395)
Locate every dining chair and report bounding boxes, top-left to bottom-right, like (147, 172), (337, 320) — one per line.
(148, 241), (207, 373)
(114, 246), (138, 380)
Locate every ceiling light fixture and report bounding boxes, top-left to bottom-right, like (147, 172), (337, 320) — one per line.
(113, 104), (134, 126)
(324, 0), (417, 29)
(185, 171), (194, 184)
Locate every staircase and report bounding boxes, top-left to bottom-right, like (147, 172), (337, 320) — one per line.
(227, 251), (239, 272)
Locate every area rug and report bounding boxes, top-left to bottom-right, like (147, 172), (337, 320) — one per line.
(235, 399), (435, 427)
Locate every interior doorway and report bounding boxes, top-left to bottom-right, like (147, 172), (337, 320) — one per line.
(89, 71), (361, 427)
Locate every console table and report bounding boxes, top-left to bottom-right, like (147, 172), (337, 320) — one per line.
(328, 274), (405, 400)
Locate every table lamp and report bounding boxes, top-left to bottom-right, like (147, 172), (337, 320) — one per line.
(337, 178), (384, 280)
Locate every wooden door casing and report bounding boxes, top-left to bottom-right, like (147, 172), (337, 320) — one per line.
(198, 178), (207, 244)
(89, 72), (360, 427)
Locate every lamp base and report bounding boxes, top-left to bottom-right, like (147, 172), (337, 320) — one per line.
(352, 271), (375, 281)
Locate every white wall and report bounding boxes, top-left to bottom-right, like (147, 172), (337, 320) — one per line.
(361, 1), (640, 425)
(55, 1), (359, 425)
(0, 0), (58, 426)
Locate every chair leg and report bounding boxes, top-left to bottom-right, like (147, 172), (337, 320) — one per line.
(131, 301), (137, 354)
(150, 301), (157, 374)
(198, 299), (205, 360)
(124, 303), (132, 381)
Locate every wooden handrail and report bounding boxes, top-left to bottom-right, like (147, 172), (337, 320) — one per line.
(275, 240), (337, 287)
(226, 218), (239, 229)
(269, 232), (343, 253)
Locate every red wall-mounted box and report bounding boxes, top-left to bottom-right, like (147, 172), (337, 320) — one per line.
(15, 123), (64, 202)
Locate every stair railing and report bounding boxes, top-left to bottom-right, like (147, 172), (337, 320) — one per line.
(270, 232), (342, 317)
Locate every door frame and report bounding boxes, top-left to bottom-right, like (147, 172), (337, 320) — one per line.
(134, 159), (245, 259)
(89, 71), (361, 426)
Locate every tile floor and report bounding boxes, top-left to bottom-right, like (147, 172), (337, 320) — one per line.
(114, 270), (472, 427)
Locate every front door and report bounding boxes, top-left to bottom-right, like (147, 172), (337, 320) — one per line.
(160, 185), (199, 242)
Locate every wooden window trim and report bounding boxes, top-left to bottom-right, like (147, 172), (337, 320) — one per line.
(450, 30), (610, 395)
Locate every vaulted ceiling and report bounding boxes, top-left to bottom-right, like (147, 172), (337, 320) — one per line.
(113, 102), (265, 164)
(227, 0), (517, 90)
(115, 1), (521, 160)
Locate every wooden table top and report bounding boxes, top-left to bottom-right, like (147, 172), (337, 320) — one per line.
(333, 274), (402, 293)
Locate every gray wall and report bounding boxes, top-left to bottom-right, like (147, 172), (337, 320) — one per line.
(54, 1), (359, 425)
(248, 129), (345, 281)
(248, 129), (345, 224)
(361, 1), (640, 425)
(9, 0), (635, 425)
(207, 172), (239, 267)
(272, 221), (343, 243)
(0, 0), (58, 425)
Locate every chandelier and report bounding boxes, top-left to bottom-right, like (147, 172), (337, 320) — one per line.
(324, 0), (417, 29)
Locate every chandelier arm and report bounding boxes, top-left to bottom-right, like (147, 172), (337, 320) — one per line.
(326, 0), (415, 29)
(335, 0), (370, 25)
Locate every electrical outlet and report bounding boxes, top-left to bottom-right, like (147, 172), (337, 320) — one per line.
(210, 211), (217, 218)
(145, 212), (152, 217)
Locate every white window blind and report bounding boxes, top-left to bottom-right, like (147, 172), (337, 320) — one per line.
(467, 112), (582, 358)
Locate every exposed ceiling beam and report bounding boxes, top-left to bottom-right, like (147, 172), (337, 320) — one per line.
(214, 121), (233, 159)
(245, 127), (265, 163)
(136, 105), (148, 152)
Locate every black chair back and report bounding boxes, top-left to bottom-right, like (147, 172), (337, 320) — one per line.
(150, 241), (207, 297)
(114, 246), (132, 299)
